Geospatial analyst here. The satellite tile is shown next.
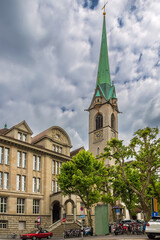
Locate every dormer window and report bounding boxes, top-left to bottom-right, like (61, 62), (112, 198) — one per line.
(53, 145), (55, 151)
(18, 132), (22, 140)
(56, 146), (59, 152)
(23, 134), (27, 142)
(59, 147), (62, 154)
(18, 132), (27, 142)
(53, 144), (62, 154)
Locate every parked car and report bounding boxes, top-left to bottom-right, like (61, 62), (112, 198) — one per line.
(20, 229), (53, 240)
(145, 216), (160, 239)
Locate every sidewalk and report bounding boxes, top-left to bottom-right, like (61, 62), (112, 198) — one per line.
(52, 234), (148, 240)
(0, 233), (150, 240)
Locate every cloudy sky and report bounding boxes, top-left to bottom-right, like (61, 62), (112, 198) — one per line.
(0, 0), (160, 150)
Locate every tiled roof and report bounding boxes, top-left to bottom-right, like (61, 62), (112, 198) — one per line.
(0, 128), (9, 135)
(32, 130), (48, 144)
(70, 147), (85, 157)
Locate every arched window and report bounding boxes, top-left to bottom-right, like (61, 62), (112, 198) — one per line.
(96, 113), (103, 130)
(111, 113), (116, 130)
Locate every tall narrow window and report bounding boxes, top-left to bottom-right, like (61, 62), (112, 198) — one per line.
(59, 147), (62, 153)
(0, 147), (3, 164)
(17, 198), (25, 214)
(111, 113), (116, 130)
(52, 180), (55, 193)
(33, 156), (36, 170)
(22, 153), (26, 168)
(37, 157), (40, 171)
(56, 182), (59, 192)
(59, 162), (62, 173)
(96, 113), (103, 130)
(52, 161), (55, 174)
(33, 177), (36, 192)
(37, 178), (40, 193)
(18, 132), (22, 140)
(4, 148), (9, 165)
(0, 172), (2, 189)
(56, 146), (59, 152)
(17, 151), (21, 167)
(55, 162), (58, 175)
(0, 197), (7, 213)
(22, 176), (26, 192)
(17, 175), (21, 191)
(4, 173), (8, 190)
(33, 200), (39, 214)
(23, 134), (27, 142)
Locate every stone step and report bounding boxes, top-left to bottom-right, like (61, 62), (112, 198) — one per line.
(52, 223), (81, 237)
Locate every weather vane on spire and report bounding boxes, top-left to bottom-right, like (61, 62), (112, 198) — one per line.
(102, 1), (108, 15)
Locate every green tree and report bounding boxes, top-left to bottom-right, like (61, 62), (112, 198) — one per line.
(111, 166), (139, 218)
(98, 165), (139, 221)
(102, 127), (160, 220)
(57, 150), (107, 227)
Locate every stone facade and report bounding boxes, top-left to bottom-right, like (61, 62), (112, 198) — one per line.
(88, 97), (118, 161)
(0, 121), (84, 235)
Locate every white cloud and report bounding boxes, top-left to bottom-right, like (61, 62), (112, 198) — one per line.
(0, 0), (159, 151)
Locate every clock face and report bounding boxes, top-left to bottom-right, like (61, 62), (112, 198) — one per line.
(94, 130), (103, 141)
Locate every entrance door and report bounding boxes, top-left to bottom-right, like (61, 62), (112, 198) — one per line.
(95, 205), (109, 235)
(52, 201), (61, 223)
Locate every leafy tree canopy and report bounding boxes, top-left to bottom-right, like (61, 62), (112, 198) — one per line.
(102, 127), (160, 220)
(57, 150), (107, 226)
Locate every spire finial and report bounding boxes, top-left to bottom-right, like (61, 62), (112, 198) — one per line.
(4, 123), (7, 129)
(102, 1), (108, 15)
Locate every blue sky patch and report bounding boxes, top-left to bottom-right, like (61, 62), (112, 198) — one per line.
(130, 5), (136, 12)
(115, 66), (120, 74)
(138, 53), (142, 63)
(78, 0), (99, 10)
(118, 18), (124, 28)
(158, 47), (160, 58)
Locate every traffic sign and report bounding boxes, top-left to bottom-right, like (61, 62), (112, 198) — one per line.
(37, 216), (41, 225)
(62, 218), (66, 222)
(79, 215), (85, 218)
(152, 212), (158, 217)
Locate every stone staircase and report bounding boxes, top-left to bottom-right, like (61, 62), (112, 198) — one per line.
(48, 220), (81, 237)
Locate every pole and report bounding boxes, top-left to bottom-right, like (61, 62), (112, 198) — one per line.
(81, 219), (83, 240)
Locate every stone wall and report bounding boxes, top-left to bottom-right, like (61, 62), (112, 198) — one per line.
(0, 214), (51, 235)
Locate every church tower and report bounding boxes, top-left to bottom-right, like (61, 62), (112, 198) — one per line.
(88, 11), (119, 158)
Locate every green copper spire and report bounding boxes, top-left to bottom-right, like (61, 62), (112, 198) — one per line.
(96, 13), (111, 86)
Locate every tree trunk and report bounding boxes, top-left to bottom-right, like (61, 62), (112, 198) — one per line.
(128, 209), (133, 219)
(112, 208), (116, 222)
(110, 203), (116, 222)
(87, 208), (92, 227)
(139, 197), (151, 221)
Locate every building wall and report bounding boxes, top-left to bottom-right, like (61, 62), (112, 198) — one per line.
(0, 122), (72, 234)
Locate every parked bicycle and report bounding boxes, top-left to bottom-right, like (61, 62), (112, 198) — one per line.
(113, 220), (145, 235)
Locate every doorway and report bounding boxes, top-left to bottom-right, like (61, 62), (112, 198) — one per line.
(52, 201), (61, 223)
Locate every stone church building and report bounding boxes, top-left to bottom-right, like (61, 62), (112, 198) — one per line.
(0, 11), (121, 236)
